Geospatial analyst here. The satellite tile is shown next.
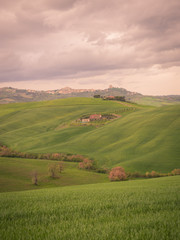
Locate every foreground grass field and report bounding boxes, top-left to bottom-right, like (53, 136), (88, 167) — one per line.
(0, 98), (179, 172)
(0, 176), (179, 240)
(0, 157), (108, 192)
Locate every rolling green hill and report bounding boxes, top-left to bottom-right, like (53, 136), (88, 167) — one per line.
(0, 98), (179, 173)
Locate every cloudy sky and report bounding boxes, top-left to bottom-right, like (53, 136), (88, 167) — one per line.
(0, 0), (180, 95)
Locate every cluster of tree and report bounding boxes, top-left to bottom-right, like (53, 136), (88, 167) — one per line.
(108, 166), (180, 181)
(0, 144), (86, 163)
(104, 96), (126, 101)
(171, 169), (180, 175)
(79, 159), (110, 173)
(79, 159), (95, 170)
(32, 162), (64, 185)
(101, 114), (117, 120)
(145, 169), (180, 178)
(93, 95), (101, 98)
(48, 162), (64, 178)
(93, 95), (126, 101)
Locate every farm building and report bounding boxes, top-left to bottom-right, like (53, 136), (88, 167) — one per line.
(89, 114), (102, 120)
(81, 118), (90, 123)
(105, 96), (115, 99)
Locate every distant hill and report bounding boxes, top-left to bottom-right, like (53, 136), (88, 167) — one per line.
(0, 97), (179, 173)
(0, 86), (180, 106)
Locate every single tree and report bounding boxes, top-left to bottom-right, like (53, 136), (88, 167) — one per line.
(58, 161), (64, 173)
(48, 163), (58, 178)
(109, 166), (126, 181)
(79, 159), (94, 170)
(32, 171), (38, 185)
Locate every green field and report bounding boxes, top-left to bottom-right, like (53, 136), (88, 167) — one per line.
(0, 176), (179, 240)
(0, 157), (108, 192)
(0, 97), (179, 240)
(134, 96), (180, 107)
(0, 98), (179, 173)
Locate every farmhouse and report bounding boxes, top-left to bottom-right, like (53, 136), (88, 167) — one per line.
(81, 118), (90, 123)
(89, 114), (102, 120)
(105, 96), (115, 100)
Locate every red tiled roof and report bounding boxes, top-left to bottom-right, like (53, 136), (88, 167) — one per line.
(89, 114), (102, 119)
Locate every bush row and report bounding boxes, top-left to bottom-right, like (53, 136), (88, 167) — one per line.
(1, 144), (179, 180)
(0, 145), (87, 163)
(109, 167), (180, 181)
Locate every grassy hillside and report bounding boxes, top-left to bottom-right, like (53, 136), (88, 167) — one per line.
(0, 98), (179, 173)
(0, 157), (108, 192)
(0, 176), (179, 240)
(132, 95), (180, 107)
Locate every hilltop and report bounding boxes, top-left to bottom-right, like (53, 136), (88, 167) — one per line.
(0, 97), (179, 173)
(0, 86), (180, 106)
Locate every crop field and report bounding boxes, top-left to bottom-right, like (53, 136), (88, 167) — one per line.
(0, 98), (179, 173)
(0, 176), (179, 240)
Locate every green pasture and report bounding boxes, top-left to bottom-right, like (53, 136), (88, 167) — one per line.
(0, 157), (108, 192)
(0, 98), (179, 173)
(135, 96), (180, 107)
(0, 176), (179, 240)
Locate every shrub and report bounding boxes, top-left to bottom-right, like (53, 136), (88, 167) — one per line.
(168, 172), (174, 176)
(52, 153), (61, 160)
(79, 159), (94, 170)
(127, 172), (144, 178)
(96, 168), (110, 174)
(146, 171), (160, 178)
(150, 171), (160, 177)
(171, 169), (180, 175)
(145, 172), (150, 178)
(109, 166), (127, 181)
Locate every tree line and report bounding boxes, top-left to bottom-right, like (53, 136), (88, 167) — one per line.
(94, 95), (126, 101)
(0, 144), (87, 162)
(1, 144), (179, 185)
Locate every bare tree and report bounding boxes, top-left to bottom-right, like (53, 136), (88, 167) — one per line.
(48, 164), (58, 178)
(58, 161), (64, 173)
(32, 171), (38, 185)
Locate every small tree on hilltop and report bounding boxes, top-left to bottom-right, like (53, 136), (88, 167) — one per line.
(109, 166), (127, 181)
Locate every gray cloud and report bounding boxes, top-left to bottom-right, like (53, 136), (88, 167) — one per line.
(0, 0), (179, 94)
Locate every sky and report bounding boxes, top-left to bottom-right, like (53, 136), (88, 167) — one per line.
(0, 0), (180, 95)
